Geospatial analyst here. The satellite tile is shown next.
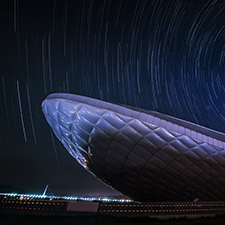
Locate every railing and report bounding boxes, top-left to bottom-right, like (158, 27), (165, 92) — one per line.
(98, 202), (225, 214)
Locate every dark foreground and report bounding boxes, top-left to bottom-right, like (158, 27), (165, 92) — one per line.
(1, 214), (225, 225)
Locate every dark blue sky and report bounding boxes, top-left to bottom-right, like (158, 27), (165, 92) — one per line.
(1, 0), (225, 197)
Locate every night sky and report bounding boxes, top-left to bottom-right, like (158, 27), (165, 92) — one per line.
(1, 0), (225, 198)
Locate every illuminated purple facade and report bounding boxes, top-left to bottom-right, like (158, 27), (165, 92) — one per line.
(42, 93), (225, 202)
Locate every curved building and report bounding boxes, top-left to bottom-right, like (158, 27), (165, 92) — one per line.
(42, 93), (225, 202)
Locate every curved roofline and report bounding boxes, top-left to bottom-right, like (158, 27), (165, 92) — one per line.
(45, 93), (225, 143)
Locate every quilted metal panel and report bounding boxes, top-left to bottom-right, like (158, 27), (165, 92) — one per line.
(42, 94), (225, 202)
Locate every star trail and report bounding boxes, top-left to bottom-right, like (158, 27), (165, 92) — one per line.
(1, 0), (225, 197)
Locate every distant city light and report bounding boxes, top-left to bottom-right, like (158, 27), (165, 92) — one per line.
(0, 193), (132, 202)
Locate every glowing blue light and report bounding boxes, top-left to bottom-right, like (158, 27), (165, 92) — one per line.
(1, 193), (131, 203)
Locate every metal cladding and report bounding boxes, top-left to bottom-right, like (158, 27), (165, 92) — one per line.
(42, 93), (225, 202)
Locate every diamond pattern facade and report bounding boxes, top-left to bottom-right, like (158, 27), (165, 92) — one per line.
(42, 93), (225, 202)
